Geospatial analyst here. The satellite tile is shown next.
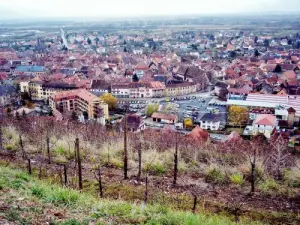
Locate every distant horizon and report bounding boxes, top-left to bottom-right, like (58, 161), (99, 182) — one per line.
(0, 11), (300, 22)
(0, 0), (299, 21)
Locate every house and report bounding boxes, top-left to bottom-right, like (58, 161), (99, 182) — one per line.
(0, 85), (18, 107)
(198, 112), (226, 131)
(151, 112), (178, 124)
(49, 89), (109, 121)
(134, 61), (149, 78)
(252, 114), (277, 138)
(121, 114), (145, 132)
(174, 65), (209, 91)
(0, 48), (17, 60)
(214, 82), (228, 99)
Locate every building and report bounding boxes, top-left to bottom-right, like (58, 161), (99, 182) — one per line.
(252, 114), (277, 138)
(121, 114), (145, 132)
(0, 48), (17, 60)
(14, 65), (46, 76)
(49, 89), (109, 121)
(0, 85), (18, 107)
(28, 81), (79, 100)
(165, 82), (197, 97)
(198, 113), (225, 131)
(151, 112), (178, 124)
(227, 93), (300, 122)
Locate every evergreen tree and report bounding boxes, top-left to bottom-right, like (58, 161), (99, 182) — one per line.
(87, 38), (92, 45)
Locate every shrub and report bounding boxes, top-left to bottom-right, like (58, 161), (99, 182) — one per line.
(284, 169), (300, 188)
(55, 146), (66, 155)
(144, 163), (166, 176)
(204, 168), (226, 185)
(258, 178), (279, 195)
(229, 173), (244, 186)
(5, 144), (17, 151)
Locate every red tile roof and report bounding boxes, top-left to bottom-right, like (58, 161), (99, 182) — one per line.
(254, 114), (276, 126)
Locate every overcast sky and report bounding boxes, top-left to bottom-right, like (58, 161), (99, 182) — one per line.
(1, 0), (299, 19)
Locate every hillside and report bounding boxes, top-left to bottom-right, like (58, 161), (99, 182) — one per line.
(0, 166), (264, 225)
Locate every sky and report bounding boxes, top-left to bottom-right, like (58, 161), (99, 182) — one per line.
(0, 0), (299, 19)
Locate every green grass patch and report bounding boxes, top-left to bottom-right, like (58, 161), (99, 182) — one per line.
(0, 166), (265, 225)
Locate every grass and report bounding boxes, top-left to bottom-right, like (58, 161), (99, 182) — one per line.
(204, 167), (226, 185)
(229, 173), (244, 186)
(0, 166), (264, 225)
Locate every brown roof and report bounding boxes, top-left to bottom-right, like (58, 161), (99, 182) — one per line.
(188, 126), (209, 141)
(151, 112), (177, 121)
(283, 70), (296, 80)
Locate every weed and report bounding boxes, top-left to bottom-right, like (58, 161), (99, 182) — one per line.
(259, 178), (279, 195)
(204, 167), (226, 185)
(10, 178), (26, 190)
(144, 163), (166, 176)
(229, 173), (243, 186)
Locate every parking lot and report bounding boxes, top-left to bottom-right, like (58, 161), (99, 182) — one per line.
(160, 96), (227, 122)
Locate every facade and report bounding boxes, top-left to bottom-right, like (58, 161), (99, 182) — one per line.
(151, 112), (178, 124)
(28, 81), (78, 100)
(165, 82), (197, 97)
(199, 112), (226, 131)
(49, 89), (109, 121)
(252, 114), (277, 138)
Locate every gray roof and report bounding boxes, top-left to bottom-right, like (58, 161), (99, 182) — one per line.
(0, 85), (17, 96)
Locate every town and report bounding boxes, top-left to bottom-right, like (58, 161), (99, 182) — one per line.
(1, 16), (300, 147)
(1, 13), (300, 225)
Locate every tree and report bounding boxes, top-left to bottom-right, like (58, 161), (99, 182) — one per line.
(229, 51), (237, 58)
(264, 39), (270, 47)
(87, 38), (92, 45)
(184, 118), (193, 129)
(83, 111), (89, 120)
(265, 135), (291, 180)
(132, 74), (139, 82)
(22, 109), (26, 118)
(71, 111), (77, 121)
(6, 106), (12, 117)
(228, 105), (248, 127)
(254, 49), (260, 57)
(274, 64), (282, 73)
(145, 104), (159, 117)
(100, 93), (118, 110)
(15, 111), (20, 120)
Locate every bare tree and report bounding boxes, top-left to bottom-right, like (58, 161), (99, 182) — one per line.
(266, 134), (292, 180)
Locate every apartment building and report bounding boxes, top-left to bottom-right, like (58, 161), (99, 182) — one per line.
(165, 82), (197, 97)
(49, 89), (109, 120)
(27, 81), (78, 100)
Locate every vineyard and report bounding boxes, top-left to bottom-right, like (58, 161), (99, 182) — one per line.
(1, 117), (300, 224)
